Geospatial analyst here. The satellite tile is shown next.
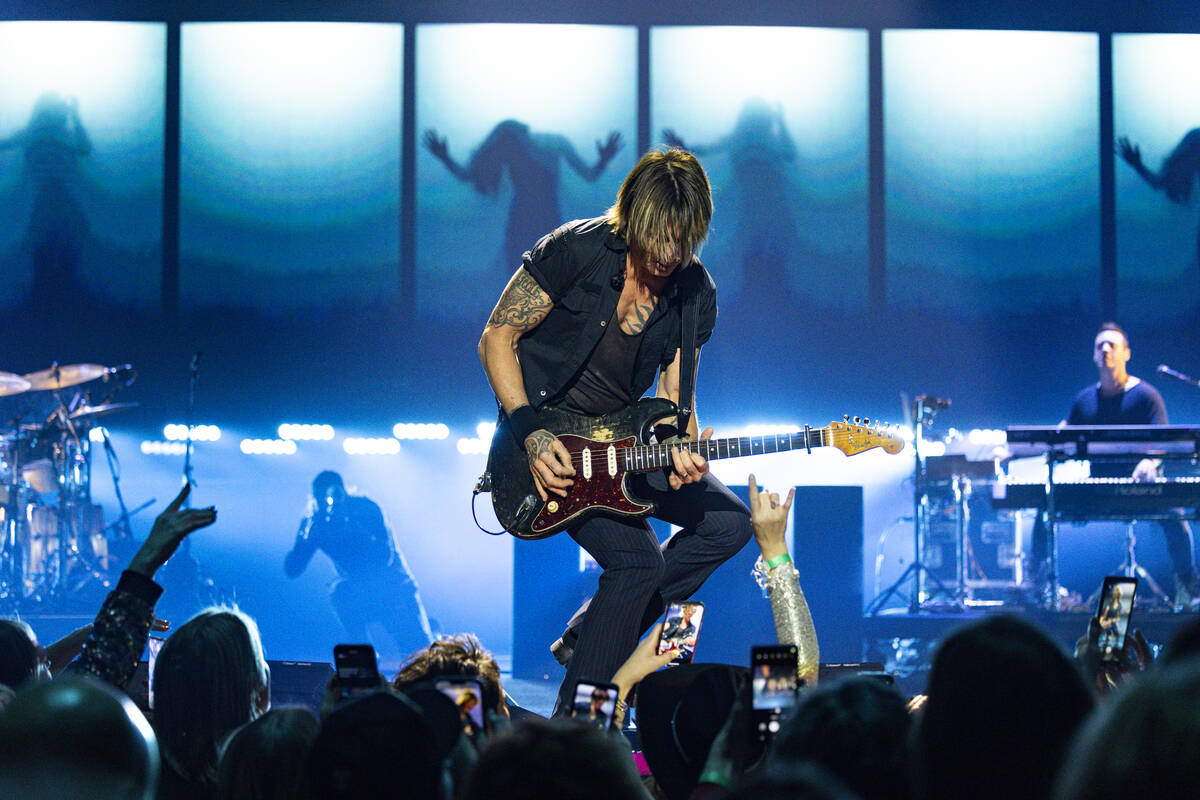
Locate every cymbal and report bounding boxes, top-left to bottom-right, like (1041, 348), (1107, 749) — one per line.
(0, 371), (31, 396)
(23, 363), (107, 391)
(69, 401), (139, 420)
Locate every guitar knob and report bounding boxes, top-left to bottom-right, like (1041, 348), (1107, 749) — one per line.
(547, 501), (559, 513)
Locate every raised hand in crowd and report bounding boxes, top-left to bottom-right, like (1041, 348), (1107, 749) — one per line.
(127, 483), (216, 580)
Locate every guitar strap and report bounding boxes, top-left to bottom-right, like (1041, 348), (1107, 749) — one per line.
(677, 287), (698, 433)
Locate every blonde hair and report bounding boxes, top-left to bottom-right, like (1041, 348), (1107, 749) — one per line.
(606, 148), (712, 264)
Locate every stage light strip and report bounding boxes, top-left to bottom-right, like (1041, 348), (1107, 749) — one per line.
(392, 423), (450, 440)
(163, 424), (221, 442)
(278, 423), (335, 441)
(343, 437), (401, 455)
(141, 441), (188, 456)
(240, 438), (298, 455)
(456, 422), (496, 455)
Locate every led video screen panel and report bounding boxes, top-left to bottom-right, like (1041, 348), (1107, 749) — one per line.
(416, 24), (637, 319)
(180, 23), (403, 312)
(1114, 33), (1200, 323)
(885, 30), (1100, 317)
(651, 25), (869, 316)
(0, 21), (165, 310)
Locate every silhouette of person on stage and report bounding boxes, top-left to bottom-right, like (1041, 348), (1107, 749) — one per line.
(0, 92), (92, 309)
(285, 471), (433, 658)
(1119, 130), (1200, 267)
(423, 120), (623, 271)
(663, 98), (801, 308)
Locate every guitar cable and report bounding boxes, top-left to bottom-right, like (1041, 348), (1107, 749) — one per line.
(471, 473), (507, 536)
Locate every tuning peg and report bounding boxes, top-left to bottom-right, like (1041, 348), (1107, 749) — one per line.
(843, 414), (849, 423)
(863, 417), (870, 426)
(853, 416), (861, 424)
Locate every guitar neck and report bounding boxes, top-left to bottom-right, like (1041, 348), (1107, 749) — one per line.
(624, 428), (832, 473)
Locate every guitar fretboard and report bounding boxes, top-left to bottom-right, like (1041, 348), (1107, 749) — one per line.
(622, 429), (830, 472)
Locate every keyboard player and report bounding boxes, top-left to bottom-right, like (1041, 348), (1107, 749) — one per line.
(1030, 322), (1198, 610)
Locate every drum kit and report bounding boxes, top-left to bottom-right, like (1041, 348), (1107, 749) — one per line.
(0, 362), (137, 609)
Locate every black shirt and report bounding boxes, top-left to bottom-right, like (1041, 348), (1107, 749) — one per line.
(1066, 379), (1167, 478)
(516, 217), (717, 409)
(560, 307), (642, 415)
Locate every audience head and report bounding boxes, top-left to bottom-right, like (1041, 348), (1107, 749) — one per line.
(153, 606), (270, 788)
(770, 675), (911, 800)
(637, 663), (746, 800)
(308, 690), (443, 800)
(913, 615), (1094, 800)
(1159, 615), (1200, 667)
(1055, 658), (1200, 800)
(0, 676), (158, 800)
(461, 717), (644, 800)
(725, 762), (860, 800)
(217, 707), (319, 800)
(0, 618), (47, 689)
(393, 633), (507, 718)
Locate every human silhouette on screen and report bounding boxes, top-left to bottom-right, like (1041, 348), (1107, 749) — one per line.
(663, 97), (801, 306)
(0, 91), (92, 308)
(423, 120), (622, 271)
(1119, 130), (1200, 267)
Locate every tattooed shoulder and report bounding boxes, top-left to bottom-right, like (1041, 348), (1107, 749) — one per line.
(488, 269), (553, 329)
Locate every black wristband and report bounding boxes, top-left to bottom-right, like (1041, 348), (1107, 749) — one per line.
(508, 405), (541, 446)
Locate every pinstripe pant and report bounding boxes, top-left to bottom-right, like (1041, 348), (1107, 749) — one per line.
(552, 470), (752, 716)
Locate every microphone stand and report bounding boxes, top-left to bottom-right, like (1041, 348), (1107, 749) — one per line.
(182, 352), (200, 508)
(865, 396), (961, 615)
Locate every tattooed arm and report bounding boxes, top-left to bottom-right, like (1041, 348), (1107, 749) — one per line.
(657, 347), (711, 490)
(479, 268), (575, 499)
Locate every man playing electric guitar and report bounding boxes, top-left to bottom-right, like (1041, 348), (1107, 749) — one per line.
(478, 148), (752, 715)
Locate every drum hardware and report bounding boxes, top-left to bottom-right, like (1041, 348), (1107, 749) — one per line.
(0, 361), (138, 609)
(866, 395), (965, 615)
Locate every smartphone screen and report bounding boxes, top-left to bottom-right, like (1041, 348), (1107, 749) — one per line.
(1095, 576), (1137, 661)
(333, 644), (380, 700)
(435, 677), (485, 731)
(656, 601), (705, 664)
(751, 644), (799, 741)
(569, 680), (619, 730)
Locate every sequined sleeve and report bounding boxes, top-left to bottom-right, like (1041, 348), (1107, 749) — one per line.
(64, 570), (162, 688)
(753, 555), (820, 683)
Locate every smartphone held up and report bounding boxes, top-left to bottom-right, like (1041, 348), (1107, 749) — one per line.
(333, 643), (381, 701)
(656, 601), (705, 665)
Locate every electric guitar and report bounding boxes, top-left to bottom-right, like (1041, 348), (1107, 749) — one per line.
(482, 397), (904, 540)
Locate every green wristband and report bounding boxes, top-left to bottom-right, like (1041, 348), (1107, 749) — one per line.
(765, 553), (793, 570)
(698, 770), (732, 788)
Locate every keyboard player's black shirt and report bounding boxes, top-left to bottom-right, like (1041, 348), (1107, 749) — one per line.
(1067, 379), (1167, 477)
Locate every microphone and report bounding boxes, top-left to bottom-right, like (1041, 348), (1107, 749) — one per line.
(1157, 364), (1200, 387)
(190, 351), (202, 372)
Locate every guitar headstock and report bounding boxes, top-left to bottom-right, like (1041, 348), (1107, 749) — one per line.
(828, 416), (905, 456)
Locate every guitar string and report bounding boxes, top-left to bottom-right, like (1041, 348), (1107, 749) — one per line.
(549, 429), (891, 469)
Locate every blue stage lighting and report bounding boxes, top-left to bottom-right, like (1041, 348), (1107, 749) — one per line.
(278, 423), (335, 441)
(240, 438), (298, 455)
